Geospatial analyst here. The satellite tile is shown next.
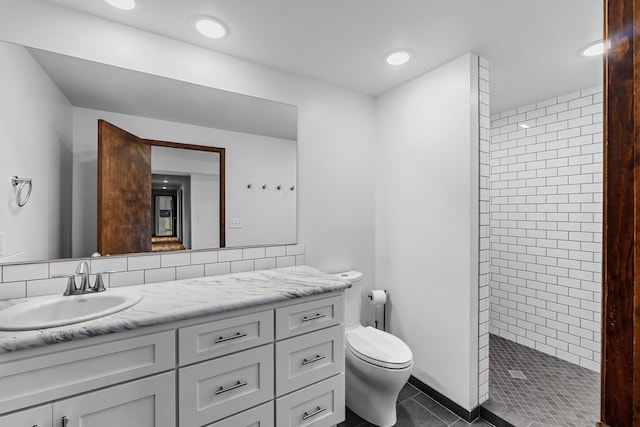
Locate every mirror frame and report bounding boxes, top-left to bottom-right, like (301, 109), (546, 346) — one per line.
(145, 138), (226, 249)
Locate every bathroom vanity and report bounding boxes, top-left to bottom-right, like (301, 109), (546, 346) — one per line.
(0, 266), (349, 427)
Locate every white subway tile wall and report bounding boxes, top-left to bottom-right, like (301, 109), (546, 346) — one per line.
(176, 264), (205, 280)
(127, 254), (161, 271)
(0, 245), (305, 300)
(3, 263), (49, 282)
(160, 252), (191, 268)
(489, 87), (603, 372)
(190, 250), (218, 265)
(478, 56), (491, 404)
(144, 267), (176, 283)
(243, 247), (266, 260)
(265, 246), (286, 257)
(218, 249), (243, 262)
(109, 270), (144, 288)
(90, 256), (128, 273)
(255, 257), (276, 270)
(27, 277), (69, 297)
(0, 281), (25, 300)
(230, 260), (255, 273)
(205, 262), (231, 276)
(276, 256), (296, 268)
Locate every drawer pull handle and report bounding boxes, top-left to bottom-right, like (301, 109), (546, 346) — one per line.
(61, 416), (68, 427)
(302, 313), (326, 322)
(302, 406), (326, 420)
(302, 354), (326, 365)
(215, 380), (248, 395)
(214, 332), (247, 343)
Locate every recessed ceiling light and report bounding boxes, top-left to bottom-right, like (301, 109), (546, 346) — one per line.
(385, 50), (412, 66)
(520, 123), (530, 129)
(520, 121), (535, 129)
(163, 179), (169, 183)
(162, 186), (167, 190)
(104, 0), (138, 11)
(193, 16), (227, 39)
(582, 40), (610, 56)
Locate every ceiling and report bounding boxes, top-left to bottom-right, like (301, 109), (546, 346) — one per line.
(38, 0), (603, 114)
(28, 47), (298, 140)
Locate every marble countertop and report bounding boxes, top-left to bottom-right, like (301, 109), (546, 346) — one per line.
(0, 265), (350, 354)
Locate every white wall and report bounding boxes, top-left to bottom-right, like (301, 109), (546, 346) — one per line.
(72, 107), (295, 256)
(489, 87), (603, 372)
(191, 174), (219, 250)
(375, 53), (481, 411)
(0, 41), (73, 263)
(152, 146), (220, 176)
(0, 0), (376, 291)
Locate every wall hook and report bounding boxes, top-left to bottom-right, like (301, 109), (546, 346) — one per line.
(12, 176), (32, 207)
(277, 185), (282, 191)
(262, 184), (267, 190)
(247, 183), (252, 189)
(290, 185), (295, 191)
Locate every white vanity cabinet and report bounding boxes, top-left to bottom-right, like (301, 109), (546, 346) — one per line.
(0, 292), (346, 427)
(274, 297), (345, 427)
(52, 372), (176, 427)
(0, 330), (175, 427)
(0, 330), (175, 415)
(179, 344), (275, 426)
(178, 294), (345, 427)
(0, 373), (175, 427)
(0, 404), (53, 427)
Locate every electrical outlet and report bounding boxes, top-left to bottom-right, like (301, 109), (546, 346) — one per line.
(229, 218), (243, 229)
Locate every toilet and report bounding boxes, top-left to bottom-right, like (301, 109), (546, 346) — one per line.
(336, 271), (413, 427)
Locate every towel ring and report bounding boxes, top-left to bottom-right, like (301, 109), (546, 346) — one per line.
(12, 176), (32, 207)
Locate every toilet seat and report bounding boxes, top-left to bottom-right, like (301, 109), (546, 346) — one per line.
(346, 326), (413, 369)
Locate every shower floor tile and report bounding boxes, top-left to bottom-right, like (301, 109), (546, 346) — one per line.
(489, 334), (600, 426)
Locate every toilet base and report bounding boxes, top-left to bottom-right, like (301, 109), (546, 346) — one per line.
(345, 348), (413, 427)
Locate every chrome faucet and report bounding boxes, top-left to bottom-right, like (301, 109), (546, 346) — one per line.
(52, 260), (114, 296)
(76, 261), (92, 293)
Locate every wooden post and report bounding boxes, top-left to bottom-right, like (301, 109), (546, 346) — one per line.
(602, 0), (640, 424)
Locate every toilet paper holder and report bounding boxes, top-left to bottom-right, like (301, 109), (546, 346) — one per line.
(368, 289), (388, 331)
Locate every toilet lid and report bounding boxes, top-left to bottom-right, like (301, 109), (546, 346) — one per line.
(346, 326), (413, 369)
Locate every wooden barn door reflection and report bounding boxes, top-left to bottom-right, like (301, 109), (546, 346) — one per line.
(97, 119), (152, 256)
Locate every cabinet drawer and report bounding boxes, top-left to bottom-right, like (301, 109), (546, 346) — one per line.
(0, 404), (52, 427)
(179, 344), (274, 426)
(179, 310), (274, 365)
(204, 401), (274, 427)
(52, 371), (175, 427)
(0, 330), (175, 414)
(276, 325), (344, 396)
(276, 373), (345, 427)
(275, 296), (343, 339)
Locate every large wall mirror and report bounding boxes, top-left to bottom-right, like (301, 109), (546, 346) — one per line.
(0, 40), (297, 264)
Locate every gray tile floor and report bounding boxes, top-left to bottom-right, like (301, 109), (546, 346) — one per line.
(338, 383), (494, 427)
(488, 334), (600, 427)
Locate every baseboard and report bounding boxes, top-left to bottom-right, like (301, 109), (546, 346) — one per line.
(479, 404), (517, 427)
(407, 376), (480, 423)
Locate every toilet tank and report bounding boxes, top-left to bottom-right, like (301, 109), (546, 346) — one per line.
(335, 271), (363, 328)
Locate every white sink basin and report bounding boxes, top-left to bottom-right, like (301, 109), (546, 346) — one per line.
(0, 288), (143, 330)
